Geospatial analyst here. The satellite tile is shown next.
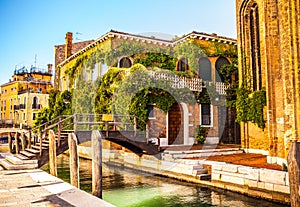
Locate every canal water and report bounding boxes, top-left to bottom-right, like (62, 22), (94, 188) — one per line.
(41, 154), (288, 207)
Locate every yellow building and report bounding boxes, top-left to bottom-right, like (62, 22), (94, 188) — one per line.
(0, 65), (53, 128)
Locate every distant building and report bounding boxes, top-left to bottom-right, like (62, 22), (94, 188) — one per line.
(0, 65), (53, 128)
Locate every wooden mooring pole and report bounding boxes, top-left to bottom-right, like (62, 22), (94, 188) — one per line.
(48, 130), (57, 177)
(8, 133), (12, 153)
(68, 133), (79, 188)
(20, 133), (26, 151)
(288, 141), (300, 207)
(92, 130), (102, 198)
(15, 132), (19, 154)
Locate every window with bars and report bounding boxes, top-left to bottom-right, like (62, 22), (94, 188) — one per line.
(200, 104), (212, 126)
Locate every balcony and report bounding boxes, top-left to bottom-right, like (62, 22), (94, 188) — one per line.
(148, 71), (202, 91)
(32, 104), (41, 110)
(148, 71), (228, 94)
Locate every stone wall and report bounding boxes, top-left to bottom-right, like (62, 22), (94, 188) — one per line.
(54, 39), (93, 89)
(211, 162), (290, 201)
(236, 0), (300, 160)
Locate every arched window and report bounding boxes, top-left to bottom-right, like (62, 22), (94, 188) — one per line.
(119, 57), (132, 68)
(198, 57), (212, 81)
(32, 97), (39, 109)
(250, 3), (262, 91)
(177, 58), (188, 72)
(215, 57), (230, 82)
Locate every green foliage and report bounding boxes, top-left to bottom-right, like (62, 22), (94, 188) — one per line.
(33, 90), (73, 128)
(195, 125), (209, 144)
(134, 52), (177, 70)
(173, 41), (205, 72)
(218, 59), (238, 85)
(53, 90), (72, 118)
(194, 84), (226, 106)
(236, 87), (267, 129)
(282, 163), (288, 172)
(225, 82), (238, 108)
(111, 64), (196, 129)
(33, 108), (52, 128)
(65, 55), (87, 79)
(72, 76), (98, 114)
(94, 68), (126, 114)
(48, 89), (60, 109)
(195, 88), (211, 104)
(128, 88), (177, 129)
(212, 41), (238, 58)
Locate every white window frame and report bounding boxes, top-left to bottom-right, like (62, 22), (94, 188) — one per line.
(199, 104), (213, 127)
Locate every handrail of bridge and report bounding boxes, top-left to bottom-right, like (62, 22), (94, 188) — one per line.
(17, 113), (161, 156)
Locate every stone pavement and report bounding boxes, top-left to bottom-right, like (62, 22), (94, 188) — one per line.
(0, 169), (115, 207)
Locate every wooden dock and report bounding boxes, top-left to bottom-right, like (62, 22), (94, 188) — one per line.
(0, 167), (115, 207)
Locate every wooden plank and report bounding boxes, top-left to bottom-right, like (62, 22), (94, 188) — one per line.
(49, 130), (57, 177)
(92, 130), (102, 198)
(288, 142), (300, 207)
(68, 133), (79, 188)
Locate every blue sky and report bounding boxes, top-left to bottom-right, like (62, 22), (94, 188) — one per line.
(0, 0), (236, 85)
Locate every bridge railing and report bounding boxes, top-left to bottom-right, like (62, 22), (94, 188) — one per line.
(18, 113), (160, 156)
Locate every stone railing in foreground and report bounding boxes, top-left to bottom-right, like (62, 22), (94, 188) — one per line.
(211, 163), (290, 196)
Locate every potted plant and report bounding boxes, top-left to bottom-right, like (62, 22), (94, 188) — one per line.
(195, 125), (208, 144)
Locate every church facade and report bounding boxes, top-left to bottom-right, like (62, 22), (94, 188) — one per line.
(236, 0), (300, 165)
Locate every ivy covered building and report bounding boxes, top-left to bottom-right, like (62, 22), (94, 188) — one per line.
(54, 30), (238, 147)
(236, 0), (300, 165)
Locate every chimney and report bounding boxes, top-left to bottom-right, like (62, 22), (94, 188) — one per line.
(47, 64), (53, 74)
(65, 32), (73, 59)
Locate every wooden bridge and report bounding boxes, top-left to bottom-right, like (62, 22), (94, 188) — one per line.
(0, 114), (162, 169)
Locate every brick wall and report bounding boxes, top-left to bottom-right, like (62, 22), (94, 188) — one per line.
(54, 39), (93, 89)
(236, 0), (300, 159)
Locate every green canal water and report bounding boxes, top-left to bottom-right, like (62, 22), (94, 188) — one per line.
(41, 154), (288, 207)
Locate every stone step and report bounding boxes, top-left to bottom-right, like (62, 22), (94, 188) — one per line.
(193, 165), (204, 170)
(36, 142), (49, 147)
(62, 130), (74, 132)
(25, 148), (40, 154)
(31, 145), (47, 150)
(197, 174), (211, 181)
(5, 155), (23, 165)
(172, 150), (244, 159)
(194, 168), (208, 175)
(20, 150), (37, 159)
(165, 148), (242, 154)
(0, 159), (38, 170)
(14, 154), (38, 164)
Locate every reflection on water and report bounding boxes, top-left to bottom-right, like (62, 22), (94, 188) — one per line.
(41, 154), (288, 207)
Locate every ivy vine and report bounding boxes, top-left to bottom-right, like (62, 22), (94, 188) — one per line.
(236, 87), (267, 129)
